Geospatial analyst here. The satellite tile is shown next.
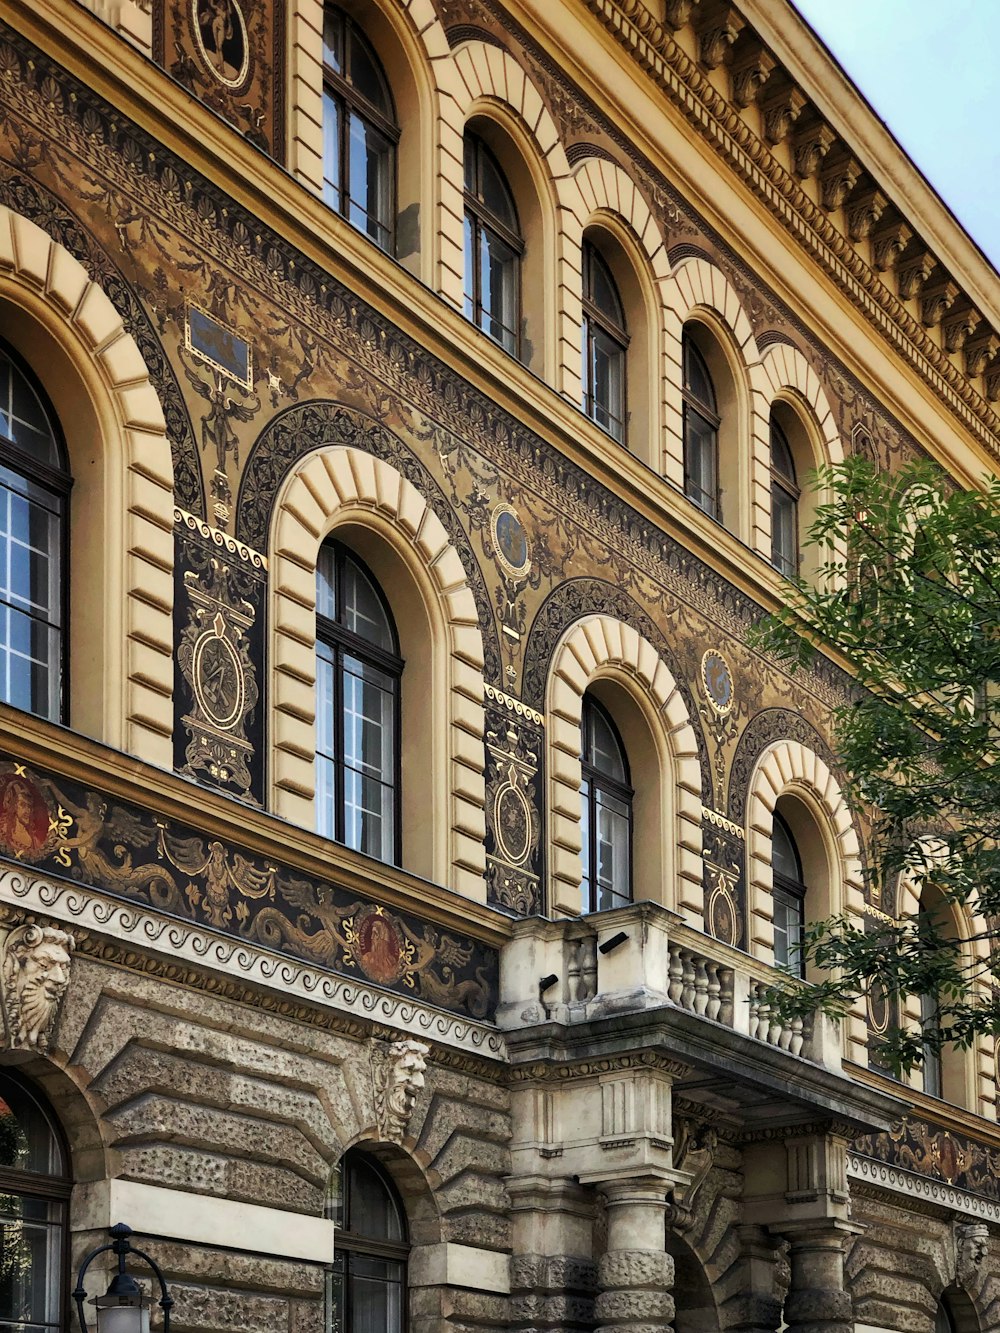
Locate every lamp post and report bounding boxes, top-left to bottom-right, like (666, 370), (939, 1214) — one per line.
(72, 1222), (174, 1333)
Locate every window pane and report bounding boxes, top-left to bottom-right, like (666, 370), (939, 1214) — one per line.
(0, 1204), (63, 1330)
(0, 1083), (61, 1178)
(322, 10), (343, 73)
(580, 775), (591, 912)
(348, 1157), (404, 1241)
(0, 354), (60, 470)
(0, 476), (60, 722)
(347, 1257), (404, 1333)
(586, 247), (624, 328)
(587, 704), (626, 782)
(347, 113), (392, 251)
(347, 28), (391, 117)
(773, 884), (803, 975)
(322, 88), (342, 212)
(588, 325), (625, 442)
(771, 485), (798, 578)
(478, 228), (517, 353)
(342, 658), (394, 861)
(595, 789), (629, 912)
(463, 215), (476, 321)
(683, 336), (715, 411)
(341, 555), (393, 650)
(315, 645), (337, 840)
(684, 406), (718, 519)
(476, 147), (516, 230)
(921, 989), (942, 1097)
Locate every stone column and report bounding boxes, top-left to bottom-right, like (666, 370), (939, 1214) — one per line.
(507, 1177), (596, 1332)
(595, 1180), (674, 1333)
(781, 1223), (855, 1333)
(721, 1224), (785, 1333)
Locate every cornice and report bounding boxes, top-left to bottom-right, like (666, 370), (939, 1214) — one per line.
(848, 1153), (1000, 1224)
(0, 866), (508, 1064)
(580, 0), (1000, 461)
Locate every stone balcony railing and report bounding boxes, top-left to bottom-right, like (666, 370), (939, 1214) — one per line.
(497, 900), (841, 1070)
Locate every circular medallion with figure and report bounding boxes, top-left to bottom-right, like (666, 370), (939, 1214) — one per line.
(192, 0), (250, 88)
(701, 649), (734, 716)
(491, 503), (531, 579)
(192, 624), (245, 731)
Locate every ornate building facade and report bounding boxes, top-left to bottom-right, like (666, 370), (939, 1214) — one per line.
(0, 0), (997, 1328)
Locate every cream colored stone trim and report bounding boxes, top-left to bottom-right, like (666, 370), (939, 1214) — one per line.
(74, 1178), (335, 1263)
(448, 40), (576, 389)
(749, 342), (845, 560)
(661, 255), (759, 535)
(0, 206), (173, 768)
(745, 738), (864, 1059)
(545, 615), (702, 921)
(568, 157), (670, 469)
(77, 0), (152, 56)
(409, 1241), (510, 1293)
(270, 445), (486, 900)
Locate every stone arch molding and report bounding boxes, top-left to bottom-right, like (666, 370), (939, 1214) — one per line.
(270, 445), (487, 901)
(746, 737), (863, 947)
(0, 205), (174, 767)
(546, 614), (702, 920)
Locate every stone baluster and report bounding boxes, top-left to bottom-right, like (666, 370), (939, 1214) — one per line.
(595, 1181), (675, 1333)
(667, 943), (684, 1003)
(692, 956), (709, 1014)
(705, 961), (722, 1021)
(580, 934), (598, 1000)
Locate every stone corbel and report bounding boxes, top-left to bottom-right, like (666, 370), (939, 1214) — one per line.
(761, 81), (808, 146)
(846, 186), (889, 243)
(663, 0), (701, 30)
(896, 250), (936, 301)
(942, 306), (982, 355)
(871, 216), (913, 272)
(920, 278), (960, 328)
(955, 1220), (989, 1292)
(0, 920), (74, 1053)
(819, 151), (863, 212)
(965, 330), (1000, 379)
(695, 1), (745, 69)
(792, 121), (836, 180)
(985, 360), (1000, 402)
(730, 41), (777, 109)
(369, 1037), (429, 1143)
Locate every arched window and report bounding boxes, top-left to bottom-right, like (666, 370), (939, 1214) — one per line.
(316, 540), (402, 864)
(322, 6), (398, 252)
(0, 343), (69, 724)
(582, 242), (628, 443)
(770, 413), (800, 578)
(772, 812), (806, 976)
(0, 1069), (70, 1332)
(327, 1150), (408, 1333)
(580, 694), (632, 914)
(682, 331), (720, 521)
(463, 134), (522, 356)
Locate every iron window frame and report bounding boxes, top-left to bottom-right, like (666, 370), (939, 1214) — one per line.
(681, 332), (721, 522)
(463, 133), (524, 359)
(581, 240), (630, 444)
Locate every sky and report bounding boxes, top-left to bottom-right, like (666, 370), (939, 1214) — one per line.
(792, 0), (1000, 274)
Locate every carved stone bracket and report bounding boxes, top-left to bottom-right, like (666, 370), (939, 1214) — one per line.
(663, 0), (701, 30)
(871, 217), (914, 273)
(696, 1), (745, 69)
(731, 43), (776, 109)
(920, 278), (960, 328)
(965, 330), (1000, 379)
(954, 1220), (989, 1292)
(792, 121), (836, 180)
(0, 920), (74, 1052)
(761, 81), (807, 146)
(819, 152), (862, 212)
(943, 306), (982, 355)
(897, 251), (936, 302)
(370, 1037), (430, 1143)
(846, 186), (888, 243)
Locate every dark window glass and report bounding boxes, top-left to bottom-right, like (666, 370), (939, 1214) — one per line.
(682, 333), (719, 520)
(463, 135), (522, 356)
(0, 1072), (69, 1333)
(0, 345), (69, 724)
(770, 415), (800, 579)
(772, 812), (805, 977)
(582, 243), (628, 443)
(580, 695), (632, 914)
(918, 900), (943, 1098)
(316, 541), (401, 864)
(327, 1150), (408, 1333)
(322, 8), (397, 253)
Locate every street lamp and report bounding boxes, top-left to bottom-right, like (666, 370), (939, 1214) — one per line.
(72, 1222), (174, 1333)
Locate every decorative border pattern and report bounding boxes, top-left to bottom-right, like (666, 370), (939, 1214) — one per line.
(849, 1154), (1000, 1223)
(484, 684), (543, 727)
(174, 507), (266, 569)
(0, 867), (507, 1060)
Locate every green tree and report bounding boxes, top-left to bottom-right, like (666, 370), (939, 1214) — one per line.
(755, 456), (1000, 1074)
